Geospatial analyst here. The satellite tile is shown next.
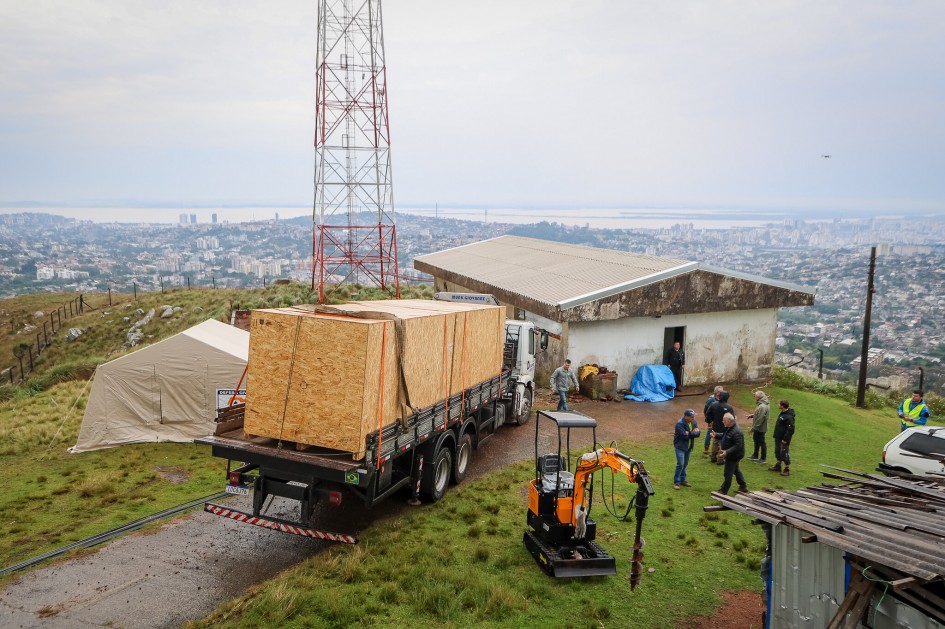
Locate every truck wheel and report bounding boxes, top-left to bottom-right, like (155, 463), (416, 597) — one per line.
(423, 446), (453, 502)
(453, 433), (473, 484)
(516, 389), (533, 425)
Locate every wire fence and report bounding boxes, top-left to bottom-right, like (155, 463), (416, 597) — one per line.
(2, 295), (86, 384)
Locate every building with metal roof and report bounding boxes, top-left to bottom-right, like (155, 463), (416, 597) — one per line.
(414, 236), (815, 388)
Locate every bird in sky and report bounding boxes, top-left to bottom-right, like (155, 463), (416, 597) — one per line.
(821, 154), (831, 158)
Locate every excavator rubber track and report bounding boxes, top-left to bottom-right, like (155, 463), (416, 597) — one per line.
(523, 530), (617, 578)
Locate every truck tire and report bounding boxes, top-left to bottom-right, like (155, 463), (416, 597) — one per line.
(423, 446), (453, 502)
(453, 432), (473, 484)
(515, 389), (533, 425)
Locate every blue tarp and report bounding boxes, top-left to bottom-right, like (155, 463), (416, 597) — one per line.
(624, 364), (676, 402)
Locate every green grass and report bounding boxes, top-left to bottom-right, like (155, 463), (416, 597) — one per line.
(0, 380), (225, 575)
(185, 384), (899, 629)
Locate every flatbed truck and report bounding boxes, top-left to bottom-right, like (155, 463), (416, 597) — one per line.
(196, 316), (544, 541)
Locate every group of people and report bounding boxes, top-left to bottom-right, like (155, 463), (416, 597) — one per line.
(553, 359), (931, 494)
(673, 386), (796, 494)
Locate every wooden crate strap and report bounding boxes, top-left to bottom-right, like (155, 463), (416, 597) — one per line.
(227, 364), (249, 406)
(376, 321), (388, 471)
(278, 316), (304, 443)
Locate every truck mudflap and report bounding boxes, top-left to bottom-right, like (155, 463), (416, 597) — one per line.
(204, 503), (358, 544)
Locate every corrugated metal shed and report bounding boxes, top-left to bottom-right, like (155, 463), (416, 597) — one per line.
(712, 468), (945, 628)
(414, 236), (815, 322)
(769, 524), (846, 627)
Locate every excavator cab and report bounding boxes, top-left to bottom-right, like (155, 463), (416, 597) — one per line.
(524, 410), (654, 582)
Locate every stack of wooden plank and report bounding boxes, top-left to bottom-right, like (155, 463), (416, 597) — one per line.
(244, 300), (505, 458)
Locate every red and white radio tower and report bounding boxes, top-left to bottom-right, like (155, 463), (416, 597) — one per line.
(311, 0), (400, 303)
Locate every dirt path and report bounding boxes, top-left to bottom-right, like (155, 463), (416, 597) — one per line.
(0, 388), (760, 628)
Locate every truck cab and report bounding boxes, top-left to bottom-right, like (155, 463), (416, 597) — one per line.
(503, 319), (542, 423)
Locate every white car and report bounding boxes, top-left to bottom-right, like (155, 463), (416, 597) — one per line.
(880, 426), (945, 476)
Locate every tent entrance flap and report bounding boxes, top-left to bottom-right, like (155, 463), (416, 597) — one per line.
(157, 356), (207, 424)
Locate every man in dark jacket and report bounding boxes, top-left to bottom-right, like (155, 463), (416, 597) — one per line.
(769, 399), (796, 476)
(702, 385), (723, 456)
(672, 409), (701, 489)
(707, 391), (735, 464)
(717, 413), (748, 495)
(664, 341), (685, 390)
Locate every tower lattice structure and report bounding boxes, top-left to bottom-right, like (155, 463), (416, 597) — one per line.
(311, 0), (400, 302)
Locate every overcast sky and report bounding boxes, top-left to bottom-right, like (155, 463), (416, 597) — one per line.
(1, 1), (943, 215)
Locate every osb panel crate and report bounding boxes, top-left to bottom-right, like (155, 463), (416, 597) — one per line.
(244, 300), (504, 458)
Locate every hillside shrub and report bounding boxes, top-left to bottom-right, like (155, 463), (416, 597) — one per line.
(773, 365), (942, 416)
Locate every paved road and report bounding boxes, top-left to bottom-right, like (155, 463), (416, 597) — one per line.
(0, 392), (713, 628)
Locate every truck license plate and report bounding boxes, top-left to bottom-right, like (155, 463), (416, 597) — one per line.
(225, 485), (250, 495)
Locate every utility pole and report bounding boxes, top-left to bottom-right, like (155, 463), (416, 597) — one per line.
(855, 246), (877, 408)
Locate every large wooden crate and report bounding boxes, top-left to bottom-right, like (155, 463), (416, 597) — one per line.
(244, 300), (505, 458)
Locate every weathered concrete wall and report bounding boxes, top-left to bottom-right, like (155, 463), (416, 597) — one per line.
(559, 269), (813, 321)
(568, 309), (777, 389)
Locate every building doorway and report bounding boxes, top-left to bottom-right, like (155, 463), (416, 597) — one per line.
(663, 326), (686, 387)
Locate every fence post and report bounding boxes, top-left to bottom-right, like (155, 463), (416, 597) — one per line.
(80, 295), (84, 313)
(187, 276), (190, 289)
(134, 282), (137, 300)
(36, 332), (42, 353)
(212, 277), (216, 289)
(160, 277), (164, 293)
(108, 287), (112, 306)
(27, 345), (34, 372)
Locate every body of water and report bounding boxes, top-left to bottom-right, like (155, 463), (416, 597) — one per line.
(1, 206), (790, 229)
(0, 205), (922, 230)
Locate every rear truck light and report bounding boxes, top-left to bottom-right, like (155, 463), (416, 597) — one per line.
(228, 471), (243, 486)
(882, 450), (886, 463)
(327, 490), (342, 507)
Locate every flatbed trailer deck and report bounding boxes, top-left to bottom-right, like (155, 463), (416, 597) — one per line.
(197, 369), (517, 537)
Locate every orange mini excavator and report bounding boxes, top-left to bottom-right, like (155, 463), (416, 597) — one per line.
(524, 410), (654, 585)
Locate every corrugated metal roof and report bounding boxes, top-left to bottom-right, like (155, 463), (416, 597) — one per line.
(714, 468), (945, 581)
(414, 235), (813, 310)
(717, 468), (945, 626)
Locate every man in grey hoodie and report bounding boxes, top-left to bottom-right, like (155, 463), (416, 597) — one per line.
(746, 390), (770, 464)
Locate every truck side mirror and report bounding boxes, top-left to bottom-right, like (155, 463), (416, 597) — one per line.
(540, 330), (549, 350)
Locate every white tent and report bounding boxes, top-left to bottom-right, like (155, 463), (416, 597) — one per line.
(71, 319), (249, 453)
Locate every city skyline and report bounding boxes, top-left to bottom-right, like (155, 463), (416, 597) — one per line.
(1, 1), (943, 213)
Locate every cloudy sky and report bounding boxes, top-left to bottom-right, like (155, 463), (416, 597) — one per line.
(1, 1), (943, 215)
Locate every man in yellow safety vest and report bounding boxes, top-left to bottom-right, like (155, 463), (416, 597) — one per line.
(898, 389), (930, 431)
